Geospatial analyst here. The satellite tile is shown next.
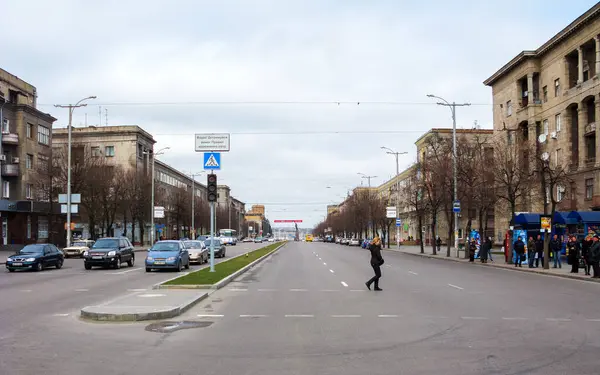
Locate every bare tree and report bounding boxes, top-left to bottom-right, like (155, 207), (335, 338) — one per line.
(402, 165), (428, 253)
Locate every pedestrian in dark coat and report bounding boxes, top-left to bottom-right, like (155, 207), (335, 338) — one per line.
(589, 235), (600, 279)
(468, 239), (477, 262)
(514, 237), (525, 267)
(480, 237), (492, 263)
(566, 236), (580, 274)
(582, 238), (592, 275)
(534, 235), (544, 268)
(527, 236), (536, 268)
(551, 234), (562, 268)
(365, 237), (384, 291)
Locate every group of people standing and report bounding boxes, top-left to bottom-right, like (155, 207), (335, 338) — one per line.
(512, 234), (600, 278)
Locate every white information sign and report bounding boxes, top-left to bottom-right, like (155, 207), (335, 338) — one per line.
(386, 206), (397, 219)
(195, 133), (230, 152)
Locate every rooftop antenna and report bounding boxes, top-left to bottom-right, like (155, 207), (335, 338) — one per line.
(98, 106), (102, 126)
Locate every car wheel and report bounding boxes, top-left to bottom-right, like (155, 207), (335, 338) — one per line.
(84, 263), (92, 270)
(56, 259), (63, 269)
(114, 258), (121, 269)
(177, 261), (183, 272)
(146, 267), (152, 272)
(35, 262), (43, 272)
(185, 261), (190, 269)
(127, 256), (135, 268)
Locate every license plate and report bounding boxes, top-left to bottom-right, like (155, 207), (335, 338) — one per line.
(154, 261), (165, 265)
(92, 256), (103, 260)
(11, 262), (22, 266)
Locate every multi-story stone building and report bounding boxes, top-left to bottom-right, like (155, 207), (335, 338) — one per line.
(0, 68), (56, 247)
(216, 184), (245, 233)
(484, 3), (600, 235)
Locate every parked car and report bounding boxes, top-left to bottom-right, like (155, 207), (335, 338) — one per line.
(242, 237), (253, 243)
(63, 239), (95, 258)
(183, 240), (208, 264)
(83, 237), (135, 270)
(254, 237), (264, 243)
(340, 238), (349, 245)
(5, 244), (64, 272)
(221, 236), (238, 246)
(204, 238), (226, 258)
(146, 240), (190, 272)
(349, 238), (360, 246)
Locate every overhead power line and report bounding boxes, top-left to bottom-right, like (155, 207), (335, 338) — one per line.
(38, 100), (494, 107)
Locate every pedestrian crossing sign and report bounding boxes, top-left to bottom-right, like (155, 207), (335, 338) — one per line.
(203, 152), (221, 170)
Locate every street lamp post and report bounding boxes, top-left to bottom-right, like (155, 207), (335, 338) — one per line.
(189, 171), (205, 239)
(144, 147), (170, 244)
(55, 96), (97, 247)
(381, 147), (408, 249)
(427, 94), (471, 257)
(357, 172), (377, 238)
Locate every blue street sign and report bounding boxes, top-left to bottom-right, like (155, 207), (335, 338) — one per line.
(396, 218), (402, 227)
(453, 200), (461, 213)
(203, 152), (221, 170)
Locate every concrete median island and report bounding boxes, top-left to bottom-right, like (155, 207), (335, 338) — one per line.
(159, 241), (285, 288)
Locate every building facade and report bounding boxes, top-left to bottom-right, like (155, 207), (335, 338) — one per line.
(484, 3), (600, 237)
(0, 68), (57, 248)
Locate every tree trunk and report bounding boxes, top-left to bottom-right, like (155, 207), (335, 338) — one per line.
(464, 217), (472, 259)
(131, 217), (136, 245)
(446, 213), (454, 257)
(431, 214), (437, 255)
(418, 214), (424, 253)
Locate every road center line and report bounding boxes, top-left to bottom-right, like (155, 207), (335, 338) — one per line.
(331, 315), (361, 318)
(461, 316), (488, 320)
(586, 319), (600, 322)
(229, 288), (248, 291)
(53, 313), (70, 317)
(502, 317), (528, 320)
(546, 318), (571, 322)
(341, 281), (348, 287)
(127, 289), (147, 292)
(448, 283), (464, 290)
(378, 314), (399, 318)
(240, 314), (268, 318)
(197, 314), (224, 318)
(408, 271), (418, 275)
(350, 289), (365, 292)
(290, 289), (307, 292)
(329, 269), (335, 273)
(285, 314), (314, 318)
(257, 288), (278, 292)
(74, 289), (89, 292)
(109, 268), (143, 275)
(323, 262), (327, 265)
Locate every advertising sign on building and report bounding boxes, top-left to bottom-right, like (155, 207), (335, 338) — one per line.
(540, 215), (552, 233)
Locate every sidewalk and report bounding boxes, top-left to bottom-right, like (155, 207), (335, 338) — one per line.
(387, 245), (600, 284)
(0, 246), (147, 265)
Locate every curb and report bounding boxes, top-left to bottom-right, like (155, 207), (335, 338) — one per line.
(80, 291), (209, 322)
(393, 249), (600, 284)
(155, 242), (287, 290)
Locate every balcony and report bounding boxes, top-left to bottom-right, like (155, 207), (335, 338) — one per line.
(585, 122), (596, 135)
(1, 164), (19, 177)
(2, 133), (19, 145)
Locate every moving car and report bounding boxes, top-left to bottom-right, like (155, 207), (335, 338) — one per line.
(146, 240), (190, 272)
(5, 244), (64, 272)
(254, 237), (264, 243)
(242, 237), (253, 243)
(63, 239), (95, 258)
(84, 237), (135, 270)
(340, 238), (350, 245)
(221, 236), (237, 246)
(183, 240), (208, 264)
(349, 238), (360, 246)
(204, 238), (226, 258)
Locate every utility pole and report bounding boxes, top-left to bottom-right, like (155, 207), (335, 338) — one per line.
(55, 96), (96, 247)
(427, 94), (471, 257)
(381, 147), (408, 249)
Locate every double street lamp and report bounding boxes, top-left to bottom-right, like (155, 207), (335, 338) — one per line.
(144, 147), (170, 244)
(381, 147), (407, 249)
(55, 96), (97, 247)
(426, 94), (471, 256)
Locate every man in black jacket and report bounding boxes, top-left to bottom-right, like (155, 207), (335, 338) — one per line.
(589, 235), (600, 278)
(513, 237), (525, 267)
(534, 235), (544, 268)
(551, 234), (562, 268)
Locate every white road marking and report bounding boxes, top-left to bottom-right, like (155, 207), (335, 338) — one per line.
(546, 318), (571, 322)
(197, 314), (224, 318)
(378, 314), (399, 318)
(408, 271), (418, 275)
(240, 314), (268, 318)
(586, 319), (600, 322)
(323, 262), (327, 265)
(20, 289), (32, 293)
(350, 289), (365, 292)
(53, 313), (69, 317)
(448, 283), (464, 290)
(331, 315), (361, 318)
(285, 314), (314, 318)
(384, 264), (392, 268)
(74, 289), (89, 292)
(127, 289), (147, 292)
(108, 268), (143, 275)
(321, 289), (339, 292)
(341, 281), (348, 287)
(137, 293), (166, 298)
(257, 288), (278, 292)
(502, 317), (528, 321)
(229, 288), (248, 291)
(290, 289), (307, 292)
(461, 316), (488, 320)
(329, 269), (335, 273)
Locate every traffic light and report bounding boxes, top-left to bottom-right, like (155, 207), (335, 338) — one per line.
(207, 173), (217, 202)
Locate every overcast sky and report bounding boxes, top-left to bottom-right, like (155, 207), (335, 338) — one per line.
(2, 0), (596, 227)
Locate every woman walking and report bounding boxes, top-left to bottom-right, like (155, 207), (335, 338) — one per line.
(365, 236), (384, 291)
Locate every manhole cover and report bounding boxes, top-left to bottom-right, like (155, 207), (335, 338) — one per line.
(145, 321), (213, 333)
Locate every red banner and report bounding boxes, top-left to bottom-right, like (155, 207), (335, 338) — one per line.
(274, 220), (303, 223)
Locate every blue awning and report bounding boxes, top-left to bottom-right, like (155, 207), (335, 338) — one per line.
(513, 213), (540, 227)
(567, 211), (600, 223)
(553, 211), (577, 225)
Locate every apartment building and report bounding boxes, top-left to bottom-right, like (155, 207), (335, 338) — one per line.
(484, 3), (600, 233)
(216, 184), (245, 232)
(0, 68), (56, 247)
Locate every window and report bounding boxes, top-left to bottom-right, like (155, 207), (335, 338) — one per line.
(555, 113), (561, 132)
(506, 100), (513, 116)
(554, 79), (560, 97)
(555, 148), (562, 167)
(25, 154), (33, 169)
(26, 215), (31, 240)
(585, 178), (594, 200)
(542, 119), (549, 135)
(2, 181), (9, 198)
(38, 216), (49, 239)
(105, 146), (115, 157)
(38, 183), (50, 202)
(26, 184), (33, 199)
(26, 123), (34, 138)
(542, 86), (548, 102)
(138, 143), (143, 159)
(37, 125), (50, 145)
(37, 154), (49, 172)
(91, 146), (101, 157)
(2, 118), (9, 133)
(557, 185), (565, 202)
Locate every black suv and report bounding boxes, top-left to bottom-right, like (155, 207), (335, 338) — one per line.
(84, 237), (135, 270)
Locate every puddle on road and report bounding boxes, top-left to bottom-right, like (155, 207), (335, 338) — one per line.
(145, 321), (213, 333)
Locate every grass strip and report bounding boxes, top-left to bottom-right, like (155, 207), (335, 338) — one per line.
(163, 242), (283, 285)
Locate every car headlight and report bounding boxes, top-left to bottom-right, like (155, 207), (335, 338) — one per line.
(25, 258), (36, 262)
(146, 256), (153, 261)
(107, 251), (116, 256)
(83, 251), (89, 256)
(166, 256), (176, 261)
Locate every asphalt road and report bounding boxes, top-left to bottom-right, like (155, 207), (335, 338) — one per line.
(1, 241), (599, 375)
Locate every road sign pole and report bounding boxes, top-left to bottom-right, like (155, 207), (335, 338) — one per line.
(209, 201), (215, 272)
